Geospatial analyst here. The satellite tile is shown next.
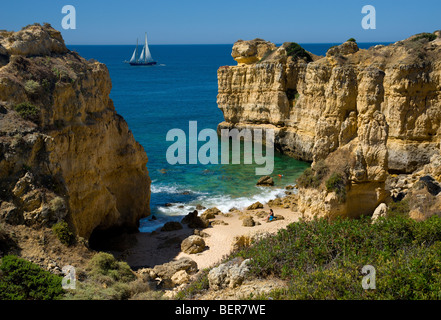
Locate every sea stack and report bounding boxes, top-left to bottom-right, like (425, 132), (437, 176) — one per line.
(0, 24), (151, 240)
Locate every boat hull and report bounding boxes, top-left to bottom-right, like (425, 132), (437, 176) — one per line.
(129, 61), (157, 66)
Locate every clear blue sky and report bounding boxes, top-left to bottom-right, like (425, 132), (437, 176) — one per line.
(1, 0), (440, 45)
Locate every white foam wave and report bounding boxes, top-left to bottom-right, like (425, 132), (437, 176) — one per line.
(151, 186), (288, 216)
(141, 183), (297, 233)
(150, 183), (208, 195)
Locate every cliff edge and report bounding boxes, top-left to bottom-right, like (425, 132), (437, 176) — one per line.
(0, 24), (151, 240)
(218, 32), (441, 218)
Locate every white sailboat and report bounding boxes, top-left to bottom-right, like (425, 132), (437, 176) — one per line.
(129, 33), (157, 66)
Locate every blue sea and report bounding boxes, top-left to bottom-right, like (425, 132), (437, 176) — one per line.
(68, 42), (389, 232)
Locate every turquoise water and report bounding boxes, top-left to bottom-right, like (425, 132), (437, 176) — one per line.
(68, 43), (388, 232)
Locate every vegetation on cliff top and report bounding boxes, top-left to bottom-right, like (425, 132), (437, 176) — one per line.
(285, 42), (313, 62)
(412, 32), (437, 42)
(64, 252), (163, 300)
(0, 255), (65, 300)
(178, 209), (441, 300)
(296, 160), (329, 189)
(52, 221), (75, 246)
(13, 102), (40, 122)
(236, 214), (441, 299)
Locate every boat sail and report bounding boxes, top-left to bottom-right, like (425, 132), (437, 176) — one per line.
(129, 33), (157, 66)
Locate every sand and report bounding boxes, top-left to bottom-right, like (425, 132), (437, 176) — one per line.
(120, 203), (302, 270)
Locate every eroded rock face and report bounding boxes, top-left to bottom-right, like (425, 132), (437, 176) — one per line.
(218, 33), (441, 218)
(232, 39), (277, 65)
(0, 24), (151, 239)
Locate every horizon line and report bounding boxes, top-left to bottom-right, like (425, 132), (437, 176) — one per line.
(66, 41), (395, 46)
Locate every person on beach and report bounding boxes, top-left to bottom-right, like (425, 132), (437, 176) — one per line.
(266, 209), (275, 222)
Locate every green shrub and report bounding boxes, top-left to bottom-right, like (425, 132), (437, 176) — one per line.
(24, 80), (41, 94)
(233, 215), (441, 299)
(175, 268), (210, 299)
(0, 255), (64, 300)
(13, 102), (40, 122)
(325, 172), (347, 202)
(387, 199), (410, 218)
(296, 161), (328, 189)
(65, 252), (160, 300)
(87, 252), (135, 283)
(285, 42), (313, 62)
(413, 33), (437, 42)
(347, 38), (357, 43)
(52, 221), (75, 246)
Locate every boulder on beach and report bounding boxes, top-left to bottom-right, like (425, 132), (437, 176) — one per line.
(231, 235), (252, 252)
(201, 207), (222, 219)
(181, 210), (209, 229)
(256, 175), (274, 186)
(247, 202), (263, 210)
(160, 221), (183, 232)
(194, 229), (210, 238)
(242, 216), (256, 227)
(181, 235), (206, 254)
(210, 220), (228, 226)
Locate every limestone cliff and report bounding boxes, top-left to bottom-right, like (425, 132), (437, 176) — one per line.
(218, 33), (441, 218)
(0, 24), (151, 239)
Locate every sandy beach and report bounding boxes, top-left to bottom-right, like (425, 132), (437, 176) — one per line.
(118, 201), (301, 271)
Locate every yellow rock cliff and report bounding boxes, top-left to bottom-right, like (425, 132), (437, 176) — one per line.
(0, 24), (151, 239)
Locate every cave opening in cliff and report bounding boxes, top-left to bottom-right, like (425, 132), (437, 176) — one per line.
(286, 88), (299, 101)
(88, 225), (138, 252)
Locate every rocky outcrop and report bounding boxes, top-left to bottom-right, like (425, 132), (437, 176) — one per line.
(256, 175), (274, 186)
(218, 32), (441, 218)
(139, 257), (198, 289)
(0, 24), (151, 239)
(181, 210), (209, 228)
(208, 257), (251, 290)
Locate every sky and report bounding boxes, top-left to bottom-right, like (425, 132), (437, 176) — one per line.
(0, 0), (440, 45)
